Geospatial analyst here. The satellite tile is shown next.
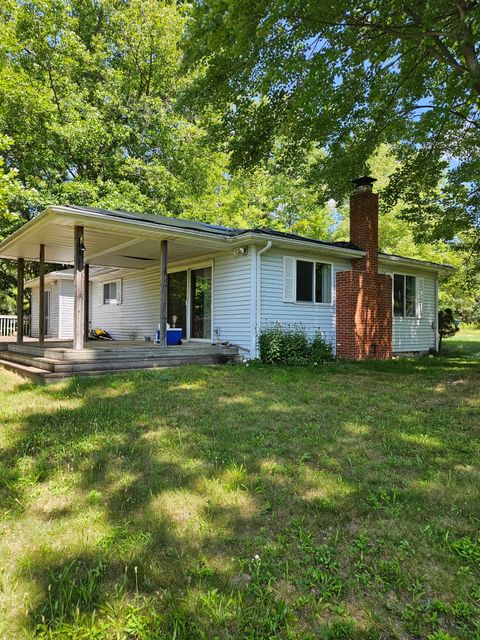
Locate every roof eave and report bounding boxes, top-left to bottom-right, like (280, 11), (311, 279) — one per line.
(0, 208), (53, 258)
(48, 206), (232, 242)
(378, 253), (455, 274)
(234, 232), (366, 259)
(25, 271), (74, 288)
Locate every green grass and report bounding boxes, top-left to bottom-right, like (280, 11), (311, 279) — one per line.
(0, 330), (479, 639)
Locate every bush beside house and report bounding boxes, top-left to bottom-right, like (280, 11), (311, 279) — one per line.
(258, 324), (334, 365)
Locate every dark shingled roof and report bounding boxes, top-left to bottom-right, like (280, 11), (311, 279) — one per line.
(61, 205), (361, 251)
(57, 205), (454, 269)
(237, 227), (362, 251)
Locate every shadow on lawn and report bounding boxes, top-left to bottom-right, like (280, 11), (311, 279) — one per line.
(2, 338), (480, 638)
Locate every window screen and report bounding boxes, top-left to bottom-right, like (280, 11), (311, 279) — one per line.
(393, 274), (404, 317)
(315, 263), (332, 303)
(103, 281), (117, 305)
(393, 274), (416, 317)
(405, 275), (416, 317)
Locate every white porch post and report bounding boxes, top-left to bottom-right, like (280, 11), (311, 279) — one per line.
(159, 240), (168, 347)
(73, 226), (85, 350)
(16, 258), (24, 344)
(39, 244), (45, 344)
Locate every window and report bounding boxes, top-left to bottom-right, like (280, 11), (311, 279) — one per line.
(296, 260), (313, 301)
(315, 262), (331, 304)
(393, 274), (416, 317)
(296, 260), (332, 303)
(103, 281), (119, 305)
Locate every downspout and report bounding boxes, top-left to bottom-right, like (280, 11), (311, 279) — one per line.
(254, 241), (272, 358)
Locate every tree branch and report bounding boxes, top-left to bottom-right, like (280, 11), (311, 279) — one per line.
(453, 0), (480, 92)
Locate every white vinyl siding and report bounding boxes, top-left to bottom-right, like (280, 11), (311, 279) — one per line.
(383, 269), (436, 352)
(89, 251), (254, 352)
(26, 249), (440, 358)
(58, 279), (75, 339)
(91, 268), (162, 341)
(30, 281), (59, 338)
(260, 247), (351, 350)
(212, 251), (253, 354)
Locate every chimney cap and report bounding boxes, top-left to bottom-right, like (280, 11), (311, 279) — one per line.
(352, 175), (377, 192)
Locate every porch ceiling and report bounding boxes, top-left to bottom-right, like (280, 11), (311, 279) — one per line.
(0, 206), (229, 268)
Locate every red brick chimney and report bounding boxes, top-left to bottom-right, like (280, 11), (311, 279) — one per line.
(335, 176), (392, 360)
(350, 176), (378, 274)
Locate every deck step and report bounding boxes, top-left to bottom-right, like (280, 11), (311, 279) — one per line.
(1, 341), (240, 382)
(0, 350), (234, 372)
(0, 358), (51, 383)
(0, 357), (233, 384)
(7, 343), (239, 362)
(0, 350), (57, 372)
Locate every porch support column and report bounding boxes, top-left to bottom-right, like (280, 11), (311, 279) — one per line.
(84, 263), (89, 342)
(159, 239), (168, 347)
(16, 258), (24, 344)
(73, 226), (85, 350)
(39, 244), (45, 344)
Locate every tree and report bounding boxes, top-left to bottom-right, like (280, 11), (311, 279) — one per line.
(186, 144), (334, 236)
(438, 308), (459, 351)
(0, 134), (27, 313)
(0, 0), (225, 219)
(182, 0), (480, 250)
(0, 0), (336, 306)
(332, 145), (477, 317)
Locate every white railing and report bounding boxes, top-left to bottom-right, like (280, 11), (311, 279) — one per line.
(0, 315), (31, 337)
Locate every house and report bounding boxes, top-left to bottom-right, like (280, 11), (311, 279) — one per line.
(0, 176), (454, 379)
(25, 266), (115, 340)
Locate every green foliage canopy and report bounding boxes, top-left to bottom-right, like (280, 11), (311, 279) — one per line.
(0, 0), (477, 319)
(0, 0), (334, 310)
(183, 0), (480, 248)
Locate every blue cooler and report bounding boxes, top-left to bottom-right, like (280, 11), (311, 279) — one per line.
(167, 328), (182, 345)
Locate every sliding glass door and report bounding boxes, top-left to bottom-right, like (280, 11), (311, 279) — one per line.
(190, 267), (212, 340)
(167, 266), (212, 341)
(167, 270), (187, 334)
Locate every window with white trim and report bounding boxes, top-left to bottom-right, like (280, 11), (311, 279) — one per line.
(103, 280), (120, 305)
(393, 274), (416, 317)
(296, 260), (332, 303)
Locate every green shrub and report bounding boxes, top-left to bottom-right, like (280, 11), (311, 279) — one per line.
(311, 330), (334, 363)
(257, 324), (285, 364)
(258, 324), (334, 365)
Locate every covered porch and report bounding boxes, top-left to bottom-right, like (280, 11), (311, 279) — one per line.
(0, 204), (237, 350)
(0, 205), (246, 380)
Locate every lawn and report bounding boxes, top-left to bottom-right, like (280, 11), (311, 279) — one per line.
(0, 331), (479, 639)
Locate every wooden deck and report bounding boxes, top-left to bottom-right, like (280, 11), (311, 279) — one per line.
(0, 340), (240, 383)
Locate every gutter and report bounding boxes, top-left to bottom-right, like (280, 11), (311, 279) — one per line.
(254, 240), (273, 358)
(378, 253), (455, 274)
(235, 231), (365, 260)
